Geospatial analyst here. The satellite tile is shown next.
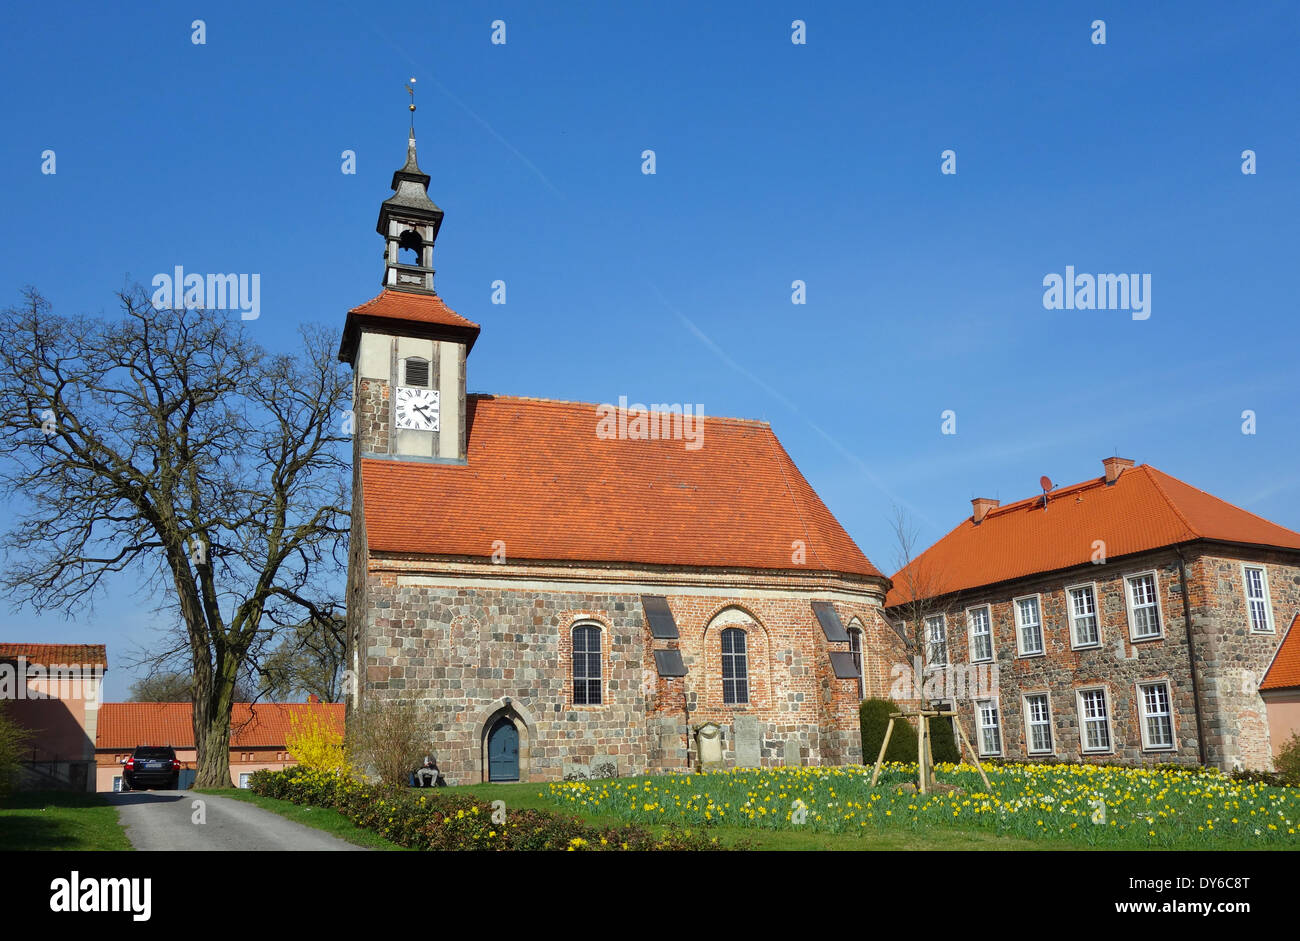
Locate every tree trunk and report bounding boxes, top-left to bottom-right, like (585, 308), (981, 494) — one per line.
(193, 656), (237, 788)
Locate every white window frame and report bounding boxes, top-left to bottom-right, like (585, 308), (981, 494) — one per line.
(1124, 570), (1164, 641)
(966, 605), (994, 663)
(1135, 680), (1176, 751)
(1013, 594), (1045, 658)
(238, 773), (252, 789)
(1240, 564), (1275, 634)
(1075, 686), (1115, 754)
(975, 698), (1003, 757)
(925, 614), (948, 666)
(1064, 582), (1102, 649)
(1022, 691), (1054, 756)
(847, 625), (866, 700)
(112, 776), (123, 793)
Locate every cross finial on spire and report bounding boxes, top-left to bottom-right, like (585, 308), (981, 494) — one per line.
(405, 77), (417, 132)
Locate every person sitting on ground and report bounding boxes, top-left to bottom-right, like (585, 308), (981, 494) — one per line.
(413, 755), (439, 787)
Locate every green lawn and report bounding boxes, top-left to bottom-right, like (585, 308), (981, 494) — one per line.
(0, 791), (133, 851)
(448, 779), (1066, 850)
(452, 762), (1300, 851)
(194, 788), (408, 850)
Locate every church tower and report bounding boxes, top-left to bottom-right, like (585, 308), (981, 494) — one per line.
(338, 124), (479, 465)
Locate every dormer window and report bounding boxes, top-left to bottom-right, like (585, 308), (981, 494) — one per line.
(403, 356), (430, 388)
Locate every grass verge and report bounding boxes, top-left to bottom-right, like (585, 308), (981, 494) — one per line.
(194, 787), (408, 850)
(0, 790), (133, 851)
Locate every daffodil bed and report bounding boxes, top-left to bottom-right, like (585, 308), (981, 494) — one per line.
(541, 762), (1300, 848)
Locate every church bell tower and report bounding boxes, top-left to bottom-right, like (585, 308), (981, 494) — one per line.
(338, 105), (479, 465)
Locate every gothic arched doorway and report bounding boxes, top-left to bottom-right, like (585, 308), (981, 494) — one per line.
(487, 715), (520, 782)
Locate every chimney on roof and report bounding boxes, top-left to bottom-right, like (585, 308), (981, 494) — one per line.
(307, 694), (320, 704)
(1102, 456), (1135, 485)
(971, 497), (999, 524)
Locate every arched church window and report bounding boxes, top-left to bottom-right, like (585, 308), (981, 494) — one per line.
(402, 356), (429, 388)
(573, 624), (602, 705)
(721, 627), (748, 704)
(398, 229), (422, 266)
(848, 627), (865, 699)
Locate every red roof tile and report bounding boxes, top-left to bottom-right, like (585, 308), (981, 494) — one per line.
(347, 289), (480, 331)
(95, 702), (345, 750)
(361, 395), (882, 579)
(887, 464), (1300, 606)
(0, 643), (107, 667)
(1261, 614), (1300, 692)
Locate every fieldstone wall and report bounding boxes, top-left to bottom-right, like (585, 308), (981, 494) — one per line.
(889, 546), (1300, 771)
(355, 568), (901, 784)
(1189, 547), (1300, 770)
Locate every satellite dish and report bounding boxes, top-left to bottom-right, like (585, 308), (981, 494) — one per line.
(1039, 475), (1053, 492)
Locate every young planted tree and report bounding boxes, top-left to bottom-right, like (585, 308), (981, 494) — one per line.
(0, 286), (350, 787)
(887, 506), (965, 789)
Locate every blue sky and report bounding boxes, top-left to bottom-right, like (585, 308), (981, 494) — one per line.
(1, 1), (1298, 698)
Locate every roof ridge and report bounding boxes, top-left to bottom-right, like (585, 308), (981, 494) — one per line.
(985, 476), (1107, 517)
(469, 393), (771, 427)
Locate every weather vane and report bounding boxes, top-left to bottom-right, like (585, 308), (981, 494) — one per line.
(405, 77), (416, 130)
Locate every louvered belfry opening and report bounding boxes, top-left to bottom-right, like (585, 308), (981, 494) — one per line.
(403, 357), (429, 388)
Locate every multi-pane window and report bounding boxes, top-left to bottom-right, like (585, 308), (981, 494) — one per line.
(1127, 573), (1161, 639)
(1024, 693), (1053, 754)
(1067, 585), (1100, 647)
(976, 700), (1002, 756)
(1015, 596), (1044, 656)
(925, 615), (948, 666)
(849, 628), (865, 699)
(1138, 682), (1174, 750)
(721, 628), (749, 704)
(572, 625), (602, 705)
(1078, 688), (1112, 752)
(968, 606), (993, 662)
(1243, 566), (1273, 633)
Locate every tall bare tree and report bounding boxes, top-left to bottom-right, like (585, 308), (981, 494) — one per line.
(256, 611), (347, 703)
(0, 286), (350, 786)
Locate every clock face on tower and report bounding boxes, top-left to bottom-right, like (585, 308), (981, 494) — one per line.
(395, 387), (440, 431)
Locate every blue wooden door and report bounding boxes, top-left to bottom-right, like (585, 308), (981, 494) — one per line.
(487, 717), (519, 781)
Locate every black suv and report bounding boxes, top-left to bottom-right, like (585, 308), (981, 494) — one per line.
(123, 746), (181, 790)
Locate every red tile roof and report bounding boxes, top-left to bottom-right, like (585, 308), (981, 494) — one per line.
(347, 289), (480, 331)
(95, 702), (345, 750)
(887, 464), (1300, 606)
(339, 289), (481, 363)
(1261, 614), (1300, 692)
(361, 395), (882, 579)
(0, 643), (107, 667)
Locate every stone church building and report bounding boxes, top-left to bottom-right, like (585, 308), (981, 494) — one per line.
(341, 129), (907, 784)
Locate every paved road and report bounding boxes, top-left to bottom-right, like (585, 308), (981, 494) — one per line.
(108, 790), (368, 851)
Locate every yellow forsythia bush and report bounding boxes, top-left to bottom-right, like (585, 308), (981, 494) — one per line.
(286, 707), (350, 774)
